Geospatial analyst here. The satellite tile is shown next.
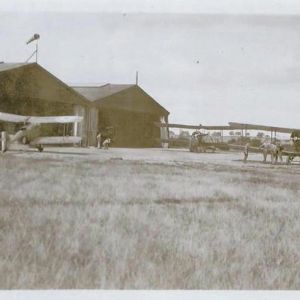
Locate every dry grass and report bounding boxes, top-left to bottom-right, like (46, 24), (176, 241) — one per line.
(0, 150), (300, 289)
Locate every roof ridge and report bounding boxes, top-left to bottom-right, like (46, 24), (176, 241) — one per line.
(0, 62), (33, 66)
(73, 83), (136, 102)
(71, 83), (135, 88)
(0, 62), (35, 73)
(71, 85), (108, 88)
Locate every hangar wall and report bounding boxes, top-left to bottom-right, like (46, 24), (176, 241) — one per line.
(98, 108), (162, 147)
(73, 84), (170, 148)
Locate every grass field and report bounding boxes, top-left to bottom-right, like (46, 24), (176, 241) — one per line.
(0, 147), (300, 289)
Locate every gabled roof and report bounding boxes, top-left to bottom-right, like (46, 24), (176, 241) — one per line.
(73, 84), (135, 102)
(73, 84), (169, 115)
(0, 62), (32, 72)
(0, 62), (90, 106)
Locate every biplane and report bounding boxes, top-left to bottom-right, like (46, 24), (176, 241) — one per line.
(0, 112), (83, 152)
(228, 122), (300, 164)
(155, 121), (300, 163)
(189, 131), (229, 153)
(155, 122), (230, 151)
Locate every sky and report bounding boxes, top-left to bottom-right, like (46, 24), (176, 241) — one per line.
(1, 0), (300, 129)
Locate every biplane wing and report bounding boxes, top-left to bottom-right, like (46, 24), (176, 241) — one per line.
(28, 116), (83, 124)
(0, 112), (83, 124)
(0, 112), (29, 123)
(30, 136), (82, 145)
(0, 112), (83, 153)
(154, 122), (231, 130)
(228, 122), (300, 134)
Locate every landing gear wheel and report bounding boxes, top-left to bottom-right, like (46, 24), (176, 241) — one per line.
(37, 144), (44, 152)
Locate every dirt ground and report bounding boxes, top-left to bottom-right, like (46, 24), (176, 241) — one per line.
(0, 146), (300, 289)
(6, 144), (297, 167)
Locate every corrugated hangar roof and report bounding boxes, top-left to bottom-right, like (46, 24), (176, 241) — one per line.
(0, 62), (90, 106)
(73, 84), (135, 102)
(0, 64), (169, 114)
(73, 84), (169, 115)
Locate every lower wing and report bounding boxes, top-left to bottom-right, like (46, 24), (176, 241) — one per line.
(30, 136), (82, 145)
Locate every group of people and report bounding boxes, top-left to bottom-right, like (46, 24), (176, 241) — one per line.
(243, 140), (284, 164)
(96, 132), (111, 150)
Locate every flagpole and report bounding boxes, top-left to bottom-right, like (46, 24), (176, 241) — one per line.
(36, 40), (38, 63)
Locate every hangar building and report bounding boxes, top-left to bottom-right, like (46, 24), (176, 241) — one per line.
(0, 62), (169, 147)
(73, 84), (169, 147)
(0, 62), (90, 144)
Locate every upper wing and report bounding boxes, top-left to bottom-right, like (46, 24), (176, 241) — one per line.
(0, 112), (29, 123)
(229, 122), (300, 134)
(28, 116), (83, 124)
(0, 112), (83, 124)
(154, 122), (231, 130)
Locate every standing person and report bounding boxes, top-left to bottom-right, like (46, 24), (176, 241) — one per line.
(260, 140), (269, 163)
(102, 138), (111, 150)
(260, 140), (278, 164)
(270, 143), (278, 164)
(276, 141), (284, 163)
(96, 132), (102, 149)
(260, 139), (277, 163)
(243, 142), (250, 163)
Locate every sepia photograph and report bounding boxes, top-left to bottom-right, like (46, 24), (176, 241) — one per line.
(1, 0), (300, 298)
